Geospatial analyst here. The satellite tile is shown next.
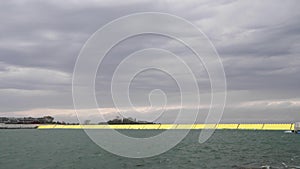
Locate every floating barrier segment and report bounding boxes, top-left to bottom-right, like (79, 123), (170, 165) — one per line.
(238, 124), (264, 130)
(38, 123), (294, 130)
(263, 124), (292, 130)
(217, 124), (239, 129)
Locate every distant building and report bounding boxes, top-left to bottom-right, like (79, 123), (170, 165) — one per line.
(295, 122), (300, 132)
(106, 117), (154, 124)
(0, 116), (54, 124)
(0, 117), (9, 123)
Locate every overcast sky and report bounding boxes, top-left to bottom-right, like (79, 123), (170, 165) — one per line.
(0, 0), (300, 123)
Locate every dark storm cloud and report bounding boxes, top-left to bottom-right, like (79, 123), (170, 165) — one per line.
(0, 0), (299, 122)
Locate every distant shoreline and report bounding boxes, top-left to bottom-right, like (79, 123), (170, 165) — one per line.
(0, 124), (39, 129)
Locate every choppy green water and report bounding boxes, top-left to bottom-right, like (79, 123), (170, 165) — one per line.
(0, 129), (299, 169)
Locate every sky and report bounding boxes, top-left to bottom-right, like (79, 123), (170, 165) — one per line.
(0, 0), (300, 123)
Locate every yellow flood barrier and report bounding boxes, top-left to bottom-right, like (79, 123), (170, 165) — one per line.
(175, 124), (194, 129)
(217, 124), (239, 129)
(194, 124), (205, 129)
(238, 124), (264, 130)
(38, 124), (293, 130)
(38, 125), (56, 129)
(142, 124), (161, 129)
(127, 125), (145, 129)
(292, 123), (295, 130)
(263, 124), (292, 130)
(159, 124), (177, 129)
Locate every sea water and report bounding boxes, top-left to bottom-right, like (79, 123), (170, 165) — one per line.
(0, 129), (299, 169)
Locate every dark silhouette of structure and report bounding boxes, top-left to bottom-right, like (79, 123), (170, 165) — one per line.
(0, 116), (54, 124)
(106, 117), (154, 125)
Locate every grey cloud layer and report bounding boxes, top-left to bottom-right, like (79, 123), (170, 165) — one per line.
(0, 0), (299, 122)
